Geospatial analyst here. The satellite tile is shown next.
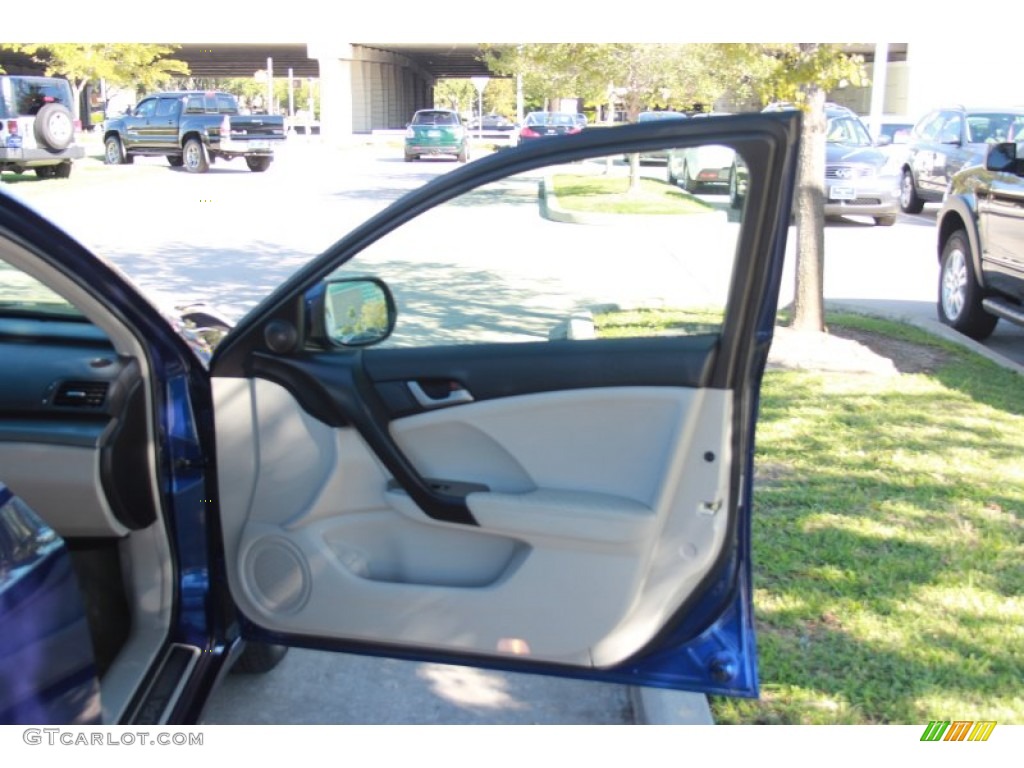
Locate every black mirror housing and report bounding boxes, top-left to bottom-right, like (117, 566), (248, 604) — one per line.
(986, 142), (1018, 173)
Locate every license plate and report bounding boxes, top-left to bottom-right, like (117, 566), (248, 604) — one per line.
(248, 141), (270, 151)
(428, 130), (441, 138)
(830, 186), (855, 201)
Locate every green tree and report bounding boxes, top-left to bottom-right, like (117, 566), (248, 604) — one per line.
(714, 43), (866, 332)
(481, 44), (610, 110)
(483, 44), (735, 192)
(484, 78), (515, 118)
(0, 44), (189, 119)
(433, 78), (476, 115)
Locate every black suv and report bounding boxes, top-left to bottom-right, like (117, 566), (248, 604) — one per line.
(936, 141), (1024, 339)
(0, 75), (85, 179)
(900, 106), (1024, 214)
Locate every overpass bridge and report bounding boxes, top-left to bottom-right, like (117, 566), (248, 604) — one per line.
(165, 43), (493, 138)
(1, 42), (495, 138)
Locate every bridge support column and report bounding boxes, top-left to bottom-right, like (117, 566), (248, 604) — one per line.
(309, 43), (354, 143)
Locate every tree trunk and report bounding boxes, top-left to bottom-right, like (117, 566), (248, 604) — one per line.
(70, 80), (85, 123)
(791, 85), (827, 332)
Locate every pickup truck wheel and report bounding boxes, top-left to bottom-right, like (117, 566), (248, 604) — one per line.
(34, 166), (56, 179)
(104, 136), (130, 165)
(183, 138), (209, 173)
(34, 103), (74, 151)
(167, 156), (184, 167)
(245, 156), (272, 172)
(938, 230), (998, 340)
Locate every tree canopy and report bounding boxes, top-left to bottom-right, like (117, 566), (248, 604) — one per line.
(0, 43), (189, 117)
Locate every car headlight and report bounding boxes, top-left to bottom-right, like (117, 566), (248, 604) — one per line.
(405, 128), (415, 139)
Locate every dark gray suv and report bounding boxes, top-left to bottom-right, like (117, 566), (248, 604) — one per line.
(900, 106), (1024, 214)
(936, 141), (1024, 339)
(0, 75), (85, 179)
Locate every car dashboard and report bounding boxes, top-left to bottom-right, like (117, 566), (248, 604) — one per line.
(0, 315), (157, 537)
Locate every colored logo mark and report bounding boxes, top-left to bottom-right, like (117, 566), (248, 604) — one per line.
(920, 720), (997, 742)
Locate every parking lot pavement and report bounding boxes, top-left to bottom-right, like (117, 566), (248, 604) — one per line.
(201, 649), (638, 724)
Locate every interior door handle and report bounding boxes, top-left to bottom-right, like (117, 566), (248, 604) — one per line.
(407, 381), (474, 409)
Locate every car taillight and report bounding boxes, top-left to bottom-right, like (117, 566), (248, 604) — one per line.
(6, 120), (17, 135)
(520, 126), (539, 138)
(405, 127), (415, 139)
(567, 126), (582, 135)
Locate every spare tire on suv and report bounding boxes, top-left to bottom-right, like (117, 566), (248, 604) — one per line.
(33, 102), (75, 151)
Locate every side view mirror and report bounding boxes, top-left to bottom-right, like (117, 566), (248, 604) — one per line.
(322, 277), (396, 347)
(874, 135), (892, 147)
(986, 142), (1019, 174)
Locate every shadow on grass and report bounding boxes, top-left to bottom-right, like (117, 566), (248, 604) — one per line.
(724, 363), (1024, 723)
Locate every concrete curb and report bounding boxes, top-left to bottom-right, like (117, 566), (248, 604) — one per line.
(630, 687), (716, 725)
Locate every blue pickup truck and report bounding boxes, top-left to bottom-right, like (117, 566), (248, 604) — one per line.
(102, 90), (286, 173)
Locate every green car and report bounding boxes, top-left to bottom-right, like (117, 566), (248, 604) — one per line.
(404, 109), (469, 163)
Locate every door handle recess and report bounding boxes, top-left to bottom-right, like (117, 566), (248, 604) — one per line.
(407, 381), (474, 409)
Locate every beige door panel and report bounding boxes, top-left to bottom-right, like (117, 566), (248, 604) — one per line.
(214, 377), (732, 666)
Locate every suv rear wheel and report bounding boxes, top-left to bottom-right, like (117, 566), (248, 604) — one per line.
(938, 230), (998, 339)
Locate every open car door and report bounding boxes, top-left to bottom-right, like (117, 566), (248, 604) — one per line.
(209, 112), (800, 697)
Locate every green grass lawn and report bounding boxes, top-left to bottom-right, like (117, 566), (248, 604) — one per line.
(550, 173), (713, 215)
(599, 309), (1024, 724)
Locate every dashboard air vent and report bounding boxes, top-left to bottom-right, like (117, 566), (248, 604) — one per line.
(54, 380), (109, 407)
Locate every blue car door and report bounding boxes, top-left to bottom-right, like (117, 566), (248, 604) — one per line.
(0, 483), (102, 724)
(206, 111), (800, 697)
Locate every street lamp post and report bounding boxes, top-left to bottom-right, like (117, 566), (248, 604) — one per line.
(470, 76), (489, 140)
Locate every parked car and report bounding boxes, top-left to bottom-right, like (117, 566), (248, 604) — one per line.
(731, 104), (900, 225)
(936, 141), (1024, 340)
(0, 111), (802, 724)
(630, 111), (687, 163)
(900, 106), (1024, 214)
(468, 114), (514, 131)
(103, 91), (286, 173)
(0, 75), (85, 179)
(870, 115), (915, 147)
(404, 108), (469, 162)
(665, 113), (734, 192)
(517, 111), (582, 142)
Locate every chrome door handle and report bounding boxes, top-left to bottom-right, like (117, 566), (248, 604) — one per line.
(407, 381), (474, 409)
